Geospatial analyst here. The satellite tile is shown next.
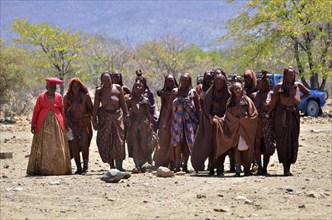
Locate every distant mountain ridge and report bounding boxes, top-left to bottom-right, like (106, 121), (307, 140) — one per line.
(1, 1), (245, 49)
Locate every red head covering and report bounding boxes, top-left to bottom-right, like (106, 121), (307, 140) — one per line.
(46, 77), (63, 86)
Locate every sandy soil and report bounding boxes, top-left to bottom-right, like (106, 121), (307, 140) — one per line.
(1, 101), (331, 220)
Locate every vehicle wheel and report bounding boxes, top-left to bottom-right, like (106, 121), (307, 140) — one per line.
(306, 100), (320, 117)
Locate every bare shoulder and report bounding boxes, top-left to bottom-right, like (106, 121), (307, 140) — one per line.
(82, 92), (91, 100)
(95, 87), (102, 96)
(251, 91), (258, 99)
(171, 88), (178, 94)
(274, 83), (282, 91)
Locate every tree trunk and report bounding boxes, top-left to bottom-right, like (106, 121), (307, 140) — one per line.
(58, 71), (65, 96)
(319, 78), (326, 91)
(304, 33), (319, 89)
(293, 40), (310, 88)
(309, 74), (319, 90)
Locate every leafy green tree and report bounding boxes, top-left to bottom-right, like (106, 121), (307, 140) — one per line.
(82, 35), (132, 87)
(136, 35), (224, 90)
(136, 35), (191, 79)
(221, 0), (331, 90)
(12, 18), (90, 95)
(0, 39), (36, 115)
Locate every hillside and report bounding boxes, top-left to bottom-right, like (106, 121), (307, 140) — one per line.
(0, 0), (245, 49)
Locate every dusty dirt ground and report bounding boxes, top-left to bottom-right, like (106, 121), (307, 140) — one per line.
(1, 101), (331, 220)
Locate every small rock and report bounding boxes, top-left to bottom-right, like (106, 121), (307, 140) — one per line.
(307, 192), (324, 198)
(156, 167), (174, 178)
(3, 164), (9, 168)
(235, 196), (253, 204)
(175, 171), (186, 175)
(213, 208), (228, 212)
(245, 200), (253, 204)
(12, 187), (23, 191)
(285, 186), (294, 192)
(235, 195), (248, 201)
(141, 163), (156, 173)
(100, 169), (131, 183)
(49, 180), (61, 185)
(0, 152), (13, 159)
(143, 200), (148, 203)
(196, 194), (207, 199)
(143, 182), (150, 187)
(298, 204), (306, 208)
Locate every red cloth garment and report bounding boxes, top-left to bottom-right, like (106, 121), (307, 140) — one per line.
(31, 92), (65, 133)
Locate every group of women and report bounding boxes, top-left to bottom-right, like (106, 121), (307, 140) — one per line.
(27, 66), (310, 177)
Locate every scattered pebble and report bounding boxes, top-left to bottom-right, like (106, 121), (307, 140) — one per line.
(285, 186), (294, 192)
(49, 181), (61, 185)
(213, 208), (228, 212)
(197, 194), (207, 199)
(235, 196), (253, 204)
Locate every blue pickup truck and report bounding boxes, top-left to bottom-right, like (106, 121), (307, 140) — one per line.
(264, 73), (327, 117)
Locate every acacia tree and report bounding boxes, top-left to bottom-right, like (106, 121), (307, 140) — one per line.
(136, 35), (223, 90)
(0, 39), (39, 115)
(12, 18), (90, 95)
(82, 35), (132, 86)
(136, 35), (191, 80)
(221, 0), (331, 90)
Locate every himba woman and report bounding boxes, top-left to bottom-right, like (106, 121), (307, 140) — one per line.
(93, 71), (129, 171)
(214, 81), (258, 177)
(191, 73), (230, 176)
(126, 80), (154, 173)
(63, 77), (93, 174)
(251, 71), (276, 175)
(266, 67), (310, 176)
(195, 71), (214, 99)
(153, 74), (178, 168)
(27, 77), (71, 175)
(135, 70), (159, 131)
(165, 73), (201, 172)
(243, 69), (257, 97)
(111, 70), (131, 98)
